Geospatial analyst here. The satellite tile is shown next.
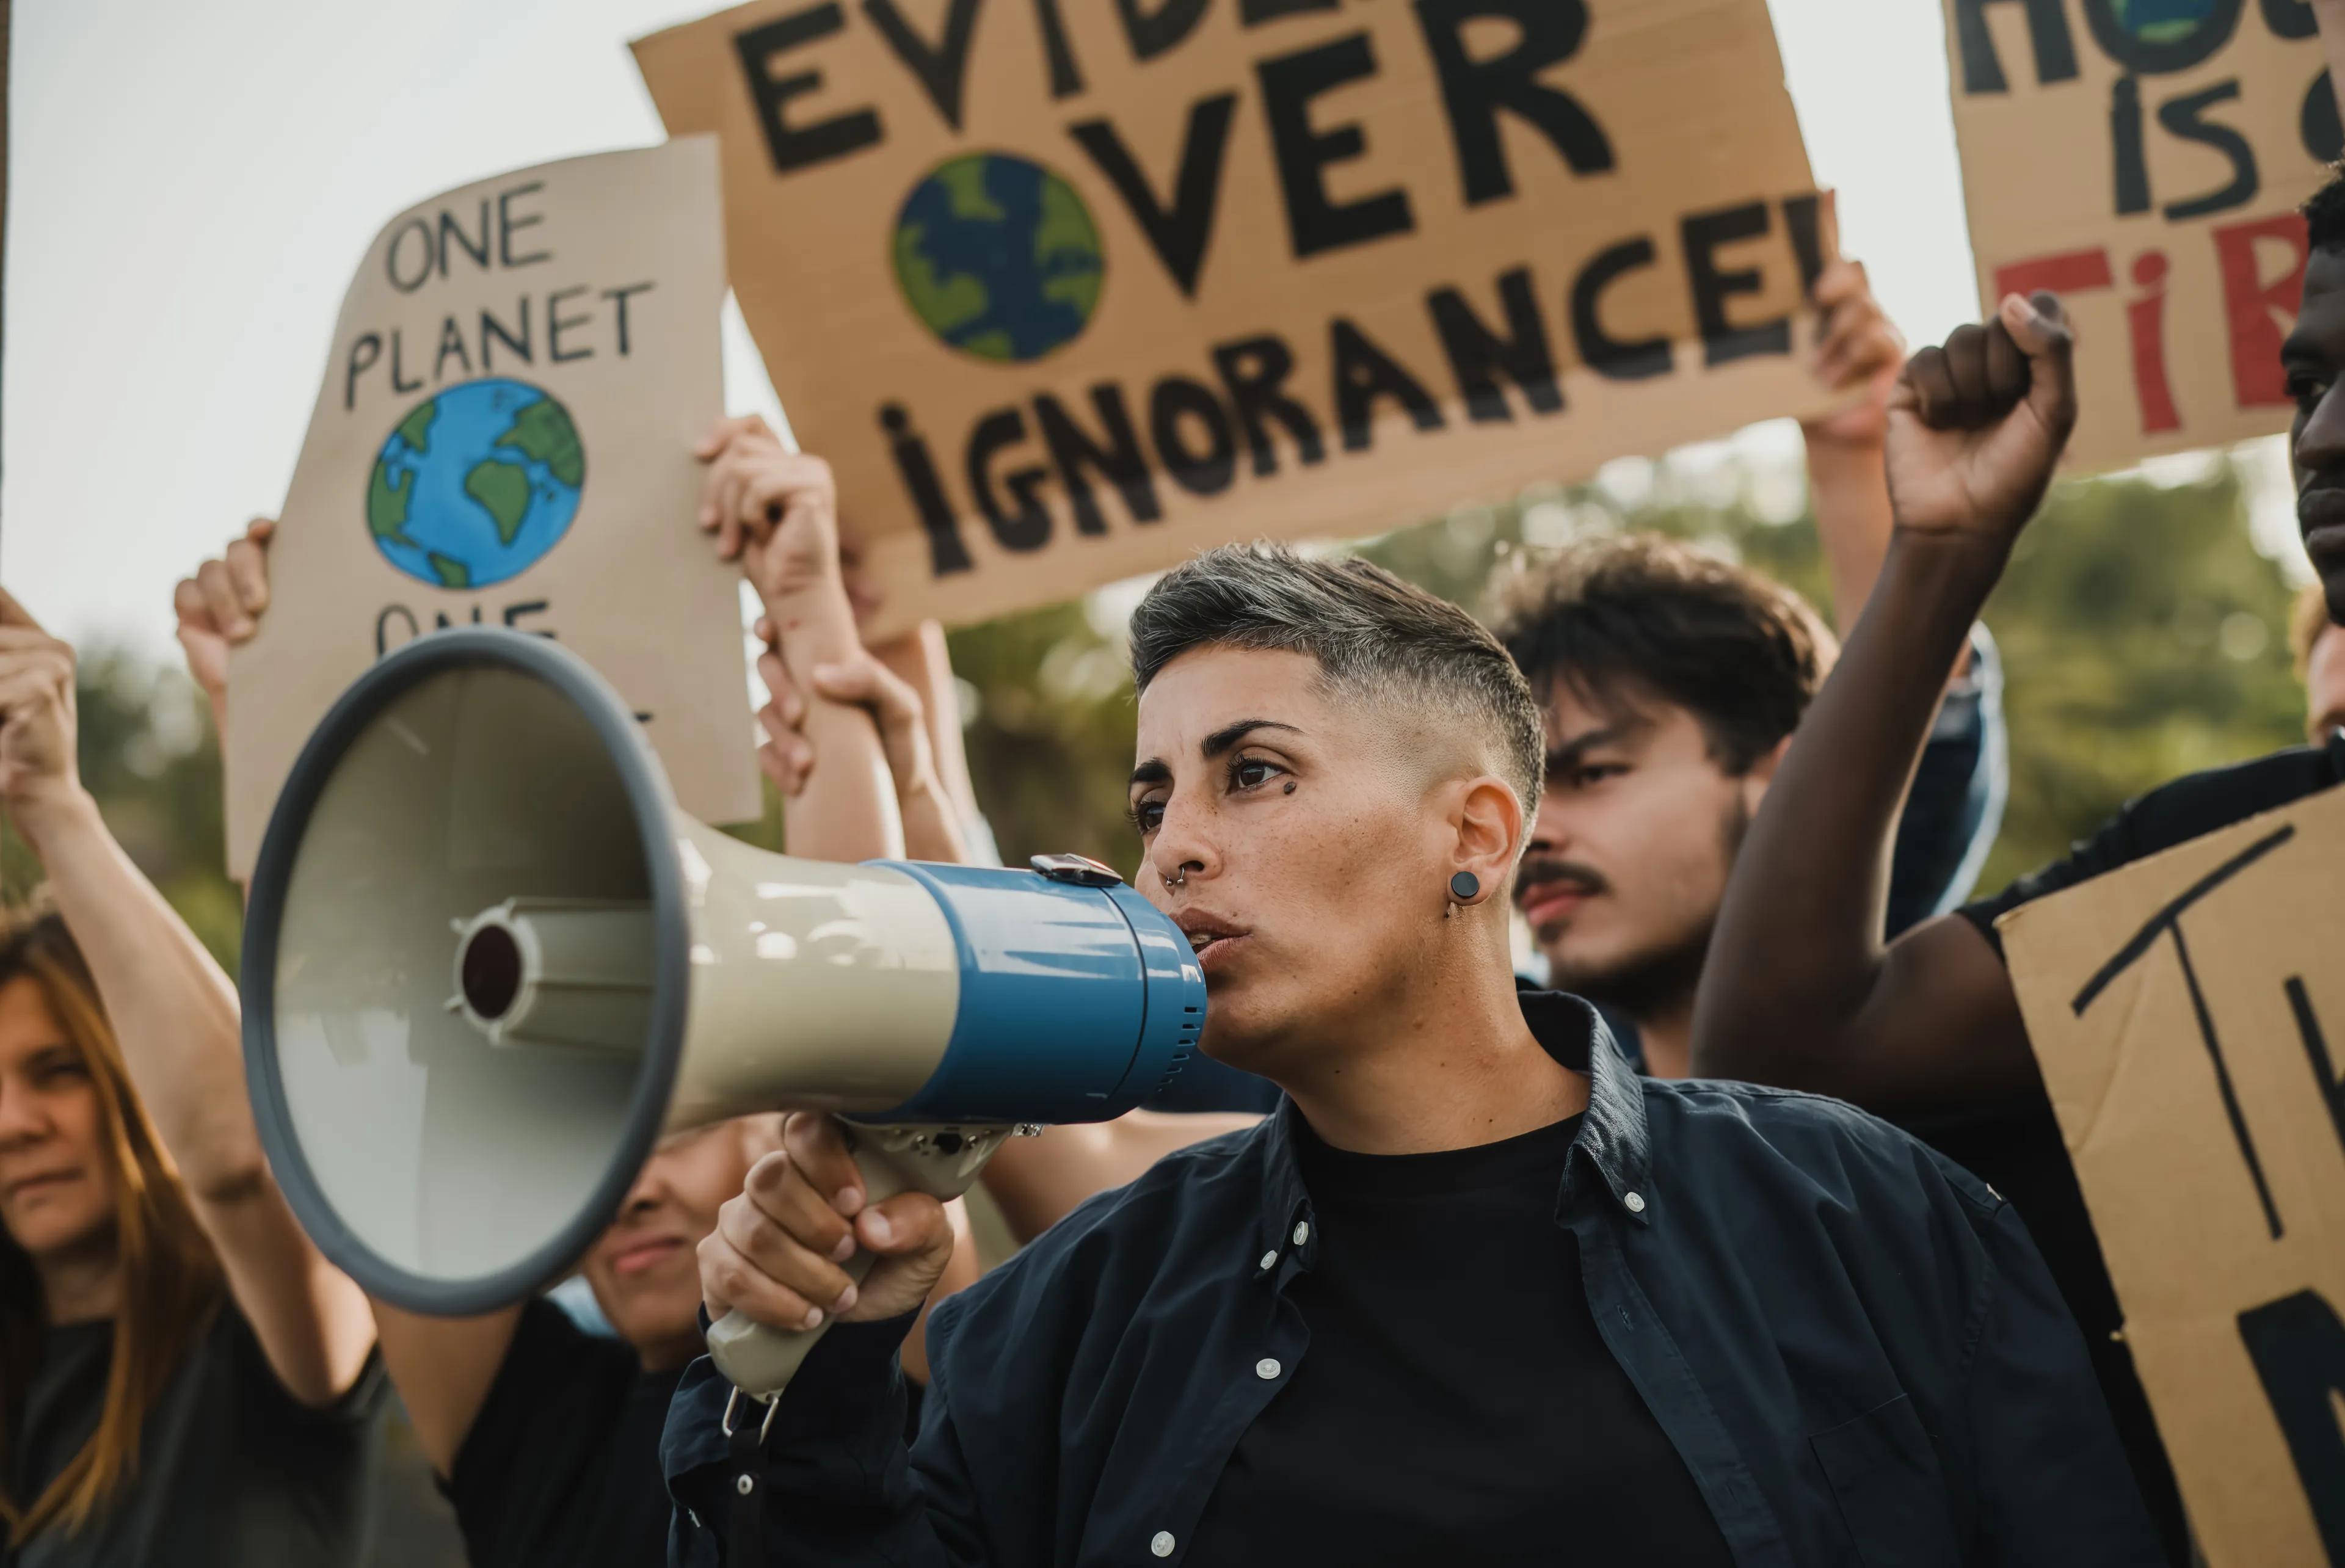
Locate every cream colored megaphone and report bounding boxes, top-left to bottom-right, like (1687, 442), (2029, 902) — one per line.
(241, 629), (1202, 1403)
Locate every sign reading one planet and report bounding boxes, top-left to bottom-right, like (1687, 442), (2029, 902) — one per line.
(366, 378), (586, 589)
(890, 153), (1103, 365)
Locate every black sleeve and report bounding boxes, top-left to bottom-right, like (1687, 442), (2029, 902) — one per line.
(665, 1312), (984, 1567)
(1957, 738), (2345, 959)
(1958, 1201), (2165, 1566)
(443, 1298), (643, 1564)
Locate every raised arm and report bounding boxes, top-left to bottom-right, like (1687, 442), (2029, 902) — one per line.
(1800, 248), (1905, 634)
(1690, 294), (2078, 1112)
(699, 419), (905, 863)
(0, 585), (372, 1406)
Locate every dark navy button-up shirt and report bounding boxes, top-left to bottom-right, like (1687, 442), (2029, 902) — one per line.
(665, 991), (2160, 1567)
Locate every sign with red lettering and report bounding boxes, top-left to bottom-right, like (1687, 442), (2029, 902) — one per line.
(634, 0), (1828, 637)
(225, 141), (760, 876)
(1942, 0), (2334, 471)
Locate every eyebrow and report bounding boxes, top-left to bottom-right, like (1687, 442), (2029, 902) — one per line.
(1545, 720), (1648, 776)
(1129, 719), (1304, 791)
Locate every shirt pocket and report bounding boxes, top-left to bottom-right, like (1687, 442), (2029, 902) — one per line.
(1808, 1393), (1963, 1568)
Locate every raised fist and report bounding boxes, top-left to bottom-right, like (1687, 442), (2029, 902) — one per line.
(1884, 292), (2078, 555)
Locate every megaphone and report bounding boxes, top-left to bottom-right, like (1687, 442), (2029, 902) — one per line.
(241, 629), (1202, 1400)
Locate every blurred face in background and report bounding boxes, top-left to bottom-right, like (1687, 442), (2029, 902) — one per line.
(581, 1115), (783, 1370)
(0, 978), (117, 1274)
(1514, 683), (1778, 1022)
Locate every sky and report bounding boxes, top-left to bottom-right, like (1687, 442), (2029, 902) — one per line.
(0, 0), (2298, 659)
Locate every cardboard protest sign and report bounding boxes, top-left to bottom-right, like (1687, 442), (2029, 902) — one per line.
(225, 140), (761, 876)
(633, 0), (1830, 637)
(1941, 0), (2335, 472)
(2001, 785), (2345, 1567)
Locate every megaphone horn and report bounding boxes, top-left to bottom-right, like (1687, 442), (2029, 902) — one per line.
(241, 629), (1203, 1399)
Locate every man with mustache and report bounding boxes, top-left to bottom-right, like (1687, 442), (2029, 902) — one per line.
(1690, 173), (2345, 1567)
(663, 295), (2160, 1566)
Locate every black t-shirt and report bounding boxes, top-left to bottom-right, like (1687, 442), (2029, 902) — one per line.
(444, 1298), (680, 1568)
(1935, 734), (2345, 1567)
(4, 1299), (386, 1568)
(1186, 1112), (1734, 1568)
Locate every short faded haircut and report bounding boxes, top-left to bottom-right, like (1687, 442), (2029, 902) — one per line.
(1489, 533), (1833, 776)
(1129, 543), (1546, 812)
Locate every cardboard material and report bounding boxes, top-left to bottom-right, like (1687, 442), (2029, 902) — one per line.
(634, 0), (1829, 637)
(2001, 783), (2345, 1568)
(1941, 0), (2334, 472)
(225, 140), (760, 876)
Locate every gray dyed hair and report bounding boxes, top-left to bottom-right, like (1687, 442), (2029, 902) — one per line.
(1129, 543), (1546, 813)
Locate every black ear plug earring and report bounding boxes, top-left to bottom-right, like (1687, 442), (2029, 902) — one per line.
(1445, 871), (1480, 919)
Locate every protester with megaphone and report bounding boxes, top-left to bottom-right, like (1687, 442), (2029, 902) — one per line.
(0, 588), (384, 1565)
(670, 296), (2159, 1566)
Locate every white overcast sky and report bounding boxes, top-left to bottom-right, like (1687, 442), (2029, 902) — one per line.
(0, 0), (2294, 659)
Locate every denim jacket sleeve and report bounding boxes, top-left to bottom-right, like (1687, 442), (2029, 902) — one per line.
(1960, 1201), (2165, 1567)
(663, 1312), (987, 1567)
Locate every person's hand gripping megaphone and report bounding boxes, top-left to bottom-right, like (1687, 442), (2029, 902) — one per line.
(700, 1112), (958, 1336)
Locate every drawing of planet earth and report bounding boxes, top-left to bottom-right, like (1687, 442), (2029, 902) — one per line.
(891, 151), (1105, 364)
(366, 378), (584, 590)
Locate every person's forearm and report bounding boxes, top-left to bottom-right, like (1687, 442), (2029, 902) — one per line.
(982, 1111), (1262, 1243)
(1808, 438), (1896, 636)
(876, 623), (981, 830)
(13, 792), (259, 1198)
(770, 586), (907, 863)
(1692, 531), (2003, 1078)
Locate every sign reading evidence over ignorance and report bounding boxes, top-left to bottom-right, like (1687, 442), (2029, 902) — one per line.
(635, 0), (1832, 637)
(224, 140), (762, 876)
(2002, 785), (2345, 1568)
(1943, 0), (2336, 473)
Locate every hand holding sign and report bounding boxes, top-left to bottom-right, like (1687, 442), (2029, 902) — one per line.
(1885, 292), (2078, 560)
(0, 590), (86, 838)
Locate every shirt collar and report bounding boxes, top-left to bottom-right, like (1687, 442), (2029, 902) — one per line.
(1256, 987), (1654, 1257)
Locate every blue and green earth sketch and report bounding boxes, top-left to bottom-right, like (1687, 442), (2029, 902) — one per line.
(366, 379), (584, 590)
(2111, 0), (2219, 42)
(891, 152), (1105, 364)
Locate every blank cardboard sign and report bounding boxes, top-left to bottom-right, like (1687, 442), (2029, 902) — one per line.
(1940, 0), (2333, 473)
(225, 141), (760, 877)
(634, 0), (1831, 639)
(2002, 783), (2345, 1568)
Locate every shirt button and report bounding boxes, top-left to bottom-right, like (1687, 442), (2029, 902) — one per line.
(1151, 1530), (1176, 1557)
(1256, 1357), (1282, 1380)
(735, 1474), (755, 1495)
(1623, 1191), (1647, 1214)
(1258, 1249), (1278, 1271)
(1292, 1221), (1310, 1246)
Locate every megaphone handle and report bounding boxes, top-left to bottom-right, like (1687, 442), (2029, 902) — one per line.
(706, 1122), (1001, 1404)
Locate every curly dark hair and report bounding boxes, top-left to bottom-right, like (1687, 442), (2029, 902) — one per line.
(1488, 534), (1833, 776)
(2307, 164), (2345, 254)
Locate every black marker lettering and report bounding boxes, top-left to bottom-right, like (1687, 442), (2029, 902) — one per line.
(1069, 95), (1238, 298)
(497, 181), (551, 269)
(1212, 335), (1328, 474)
(1428, 267), (1564, 423)
(1035, 385), (1163, 534)
(734, 4), (885, 173)
(1258, 34), (1416, 260)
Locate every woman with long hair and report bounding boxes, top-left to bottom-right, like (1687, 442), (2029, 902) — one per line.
(0, 586), (380, 1566)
